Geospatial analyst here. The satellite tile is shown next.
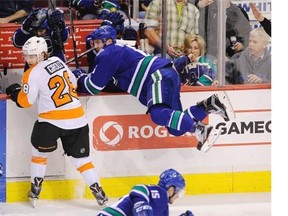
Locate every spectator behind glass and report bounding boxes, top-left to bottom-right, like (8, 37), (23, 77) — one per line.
(198, 0), (251, 59)
(225, 27), (271, 84)
(249, 2), (271, 37)
(144, 0), (199, 59)
(0, 0), (33, 24)
(174, 34), (217, 86)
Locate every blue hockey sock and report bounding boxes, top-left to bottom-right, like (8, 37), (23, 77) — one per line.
(150, 105), (195, 134)
(185, 105), (208, 122)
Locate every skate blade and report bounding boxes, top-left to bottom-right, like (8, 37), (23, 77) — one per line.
(200, 127), (221, 153)
(217, 91), (236, 121)
(29, 197), (37, 208)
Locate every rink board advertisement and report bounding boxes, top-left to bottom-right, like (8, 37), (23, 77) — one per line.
(0, 87), (271, 202)
(0, 100), (6, 202)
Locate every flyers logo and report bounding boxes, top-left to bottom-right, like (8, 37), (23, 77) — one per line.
(93, 114), (201, 151)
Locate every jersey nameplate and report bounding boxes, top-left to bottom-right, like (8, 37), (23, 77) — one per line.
(45, 60), (65, 75)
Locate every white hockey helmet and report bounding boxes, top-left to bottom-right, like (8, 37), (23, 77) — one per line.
(22, 36), (48, 62)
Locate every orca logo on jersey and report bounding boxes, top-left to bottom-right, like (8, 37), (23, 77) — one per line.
(99, 121), (124, 146)
(93, 114), (199, 151)
(45, 61), (65, 75)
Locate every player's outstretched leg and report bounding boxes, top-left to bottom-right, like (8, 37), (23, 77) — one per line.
(197, 91), (235, 121)
(27, 177), (43, 208)
(194, 122), (221, 153)
(90, 182), (108, 206)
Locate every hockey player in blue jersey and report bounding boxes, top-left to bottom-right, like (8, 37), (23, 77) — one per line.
(72, 25), (235, 152)
(97, 168), (193, 216)
(12, 8), (69, 70)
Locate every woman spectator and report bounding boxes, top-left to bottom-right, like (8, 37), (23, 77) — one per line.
(175, 34), (217, 86)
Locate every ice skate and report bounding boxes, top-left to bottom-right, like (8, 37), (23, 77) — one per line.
(195, 122), (221, 153)
(197, 91), (235, 121)
(90, 182), (108, 206)
(27, 177), (43, 208)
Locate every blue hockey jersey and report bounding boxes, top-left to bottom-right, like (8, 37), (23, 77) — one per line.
(97, 184), (169, 216)
(77, 42), (171, 106)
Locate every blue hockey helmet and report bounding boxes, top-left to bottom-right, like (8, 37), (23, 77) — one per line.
(91, 25), (117, 43)
(158, 168), (185, 193)
(30, 8), (49, 30)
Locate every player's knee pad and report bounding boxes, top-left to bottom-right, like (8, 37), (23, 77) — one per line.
(70, 156), (93, 170)
(32, 146), (49, 158)
(150, 105), (172, 126)
(132, 202), (154, 216)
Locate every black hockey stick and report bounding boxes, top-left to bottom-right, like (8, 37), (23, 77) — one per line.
(68, 0), (79, 68)
(0, 67), (7, 78)
(48, 0), (65, 56)
(66, 46), (96, 64)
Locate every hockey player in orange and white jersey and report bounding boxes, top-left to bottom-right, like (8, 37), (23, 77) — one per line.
(5, 36), (108, 208)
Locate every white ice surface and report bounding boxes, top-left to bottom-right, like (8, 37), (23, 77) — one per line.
(0, 192), (271, 216)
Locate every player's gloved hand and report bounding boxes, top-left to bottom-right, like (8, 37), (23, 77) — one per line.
(101, 11), (124, 27)
(101, 11), (124, 35)
(6, 83), (21, 102)
(22, 15), (36, 34)
(132, 202), (154, 216)
(48, 9), (66, 32)
(179, 210), (194, 216)
(72, 68), (86, 79)
(123, 26), (137, 41)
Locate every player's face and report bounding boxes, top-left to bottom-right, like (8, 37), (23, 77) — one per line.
(167, 187), (185, 204)
(93, 39), (104, 52)
(23, 54), (38, 67)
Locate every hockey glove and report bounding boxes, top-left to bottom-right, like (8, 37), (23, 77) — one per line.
(101, 12), (124, 35)
(6, 83), (21, 102)
(132, 202), (154, 216)
(179, 210), (194, 216)
(22, 15), (36, 34)
(72, 68), (87, 79)
(101, 11), (124, 27)
(123, 26), (138, 41)
(48, 9), (66, 32)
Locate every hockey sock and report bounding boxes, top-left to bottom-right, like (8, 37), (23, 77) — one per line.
(185, 105), (208, 122)
(70, 156), (100, 187)
(150, 105), (196, 134)
(31, 146), (48, 183)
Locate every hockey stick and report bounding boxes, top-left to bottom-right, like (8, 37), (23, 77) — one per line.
(66, 46), (96, 64)
(68, 0), (79, 68)
(48, 0), (65, 56)
(0, 67), (7, 78)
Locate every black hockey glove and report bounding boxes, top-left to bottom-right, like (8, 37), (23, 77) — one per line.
(6, 83), (21, 103)
(22, 15), (36, 34)
(179, 210), (194, 216)
(48, 9), (66, 32)
(123, 26), (137, 41)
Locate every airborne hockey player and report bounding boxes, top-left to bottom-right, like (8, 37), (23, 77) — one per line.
(72, 25), (235, 153)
